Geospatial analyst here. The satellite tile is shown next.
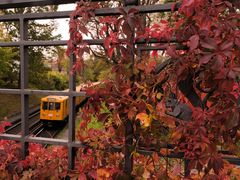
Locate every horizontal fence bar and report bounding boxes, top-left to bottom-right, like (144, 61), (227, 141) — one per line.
(0, 134), (87, 148)
(0, 38), (179, 47)
(224, 157), (240, 166)
(0, 89), (21, 94)
(0, 0), (106, 9)
(1, 133), (240, 166)
(0, 11), (71, 21)
(27, 136), (68, 145)
(0, 40), (68, 47)
(0, 3), (179, 21)
(0, 89), (86, 96)
(72, 141), (87, 148)
(139, 44), (188, 51)
(0, 134), (22, 141)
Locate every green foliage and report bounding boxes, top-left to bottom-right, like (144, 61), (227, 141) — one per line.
(80, 55), (112, 82)
(30, 71), (68, 90)
(47, 71), (68, 90)
(87, 115), (104, 130)
(1, 7), (62, 90)
(0, 47), (18, 88)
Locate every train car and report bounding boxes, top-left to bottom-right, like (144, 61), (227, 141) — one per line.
(40, 96), (85, 125)
(40, 96), (69, 125)
(40, 83), (99, 125)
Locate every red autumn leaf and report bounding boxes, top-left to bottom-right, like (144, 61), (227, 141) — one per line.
(122, 20), (132, 38)
(151, 50), (158, 58)
(128, 8), (139, 15)
(1, 121), (12, 127)
(226, 109), (239, 130)
(171, 2), (177, 12)
(199, 54), (213, 65)
(220, 41), (233, 51)
(166, 45), (178, 58)
(188, 34), (199, 51)
(107, 47), (114, 58)
(219, 80), (234, 92)
(172, 163), (181, 176)
(128, 107), (137, 120)
(75, 32), (82, 43)
(235, 38), (240, 47)
(161, 116), (176, 128)
(181, 0), (195, 7)
(104, 37), (111, 49)
(78, 173), (87, 180)
(100, 25), (107, 37)
(200, 38), (218, 50)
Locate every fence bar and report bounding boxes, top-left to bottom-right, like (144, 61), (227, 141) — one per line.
(0, 0), (106, 9)
(0, 38), (179, 47)
(0, 134), (22, 141)
(20, 17), (29, 159)
(123, 0), (138, 177)
(0, 3), (179, 21)
(184, 159), (190, 177)
(68, 53), (77, 169)
(0, 0), (240, 177)
(0, 89), (86, 96)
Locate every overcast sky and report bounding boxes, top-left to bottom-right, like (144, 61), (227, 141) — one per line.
(54, 3), (76, 40)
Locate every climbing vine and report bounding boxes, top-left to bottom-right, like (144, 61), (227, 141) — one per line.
(67, 0), (240, 178)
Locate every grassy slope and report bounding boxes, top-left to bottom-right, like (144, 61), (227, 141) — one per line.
(0, 94), (41, 120)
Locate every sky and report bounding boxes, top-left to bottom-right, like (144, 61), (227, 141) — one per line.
(54, 3), (76, 40)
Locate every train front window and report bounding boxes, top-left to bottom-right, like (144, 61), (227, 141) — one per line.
(55, 103), (60, 110)
(49, 102), (54, 110)
(42, 102), (48, 110)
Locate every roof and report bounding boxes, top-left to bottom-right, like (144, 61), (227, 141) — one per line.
(41, 95), (68, 102)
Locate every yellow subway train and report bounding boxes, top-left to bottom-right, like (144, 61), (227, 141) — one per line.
(40, 83), (99, 125)
(40, 95), (84, 125)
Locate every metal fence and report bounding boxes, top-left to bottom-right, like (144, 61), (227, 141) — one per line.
(0, 0), (240, 177)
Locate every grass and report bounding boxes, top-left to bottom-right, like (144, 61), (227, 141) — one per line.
(0, 94), (41, 120)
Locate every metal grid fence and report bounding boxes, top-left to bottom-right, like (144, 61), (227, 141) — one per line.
(0, 0), (239, 177)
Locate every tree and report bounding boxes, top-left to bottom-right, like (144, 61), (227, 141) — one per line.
(1, 6), (62, 89)
(0, 24), (19, 88)
(80, 55), (112, 82)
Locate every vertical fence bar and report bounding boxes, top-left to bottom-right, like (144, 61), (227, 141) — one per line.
(123, 0), (139, 177)
(68, 53), (76, 169)
(184, 159), (190, 177)
(19, 17), (29, 158)
(124, 120), (134, 176)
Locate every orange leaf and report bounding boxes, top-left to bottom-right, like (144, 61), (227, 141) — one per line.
(136, 112), (152, 128)
(160, 148), (169, 156)
(97, 168), (110, 179)
(160, 116), (176, 128)
(171, 130), (182, 141)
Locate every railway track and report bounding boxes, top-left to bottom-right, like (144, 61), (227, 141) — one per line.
(33, 121), (66, 138)
(5, 106), (65, 140)
(5, 107), (41, 134)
